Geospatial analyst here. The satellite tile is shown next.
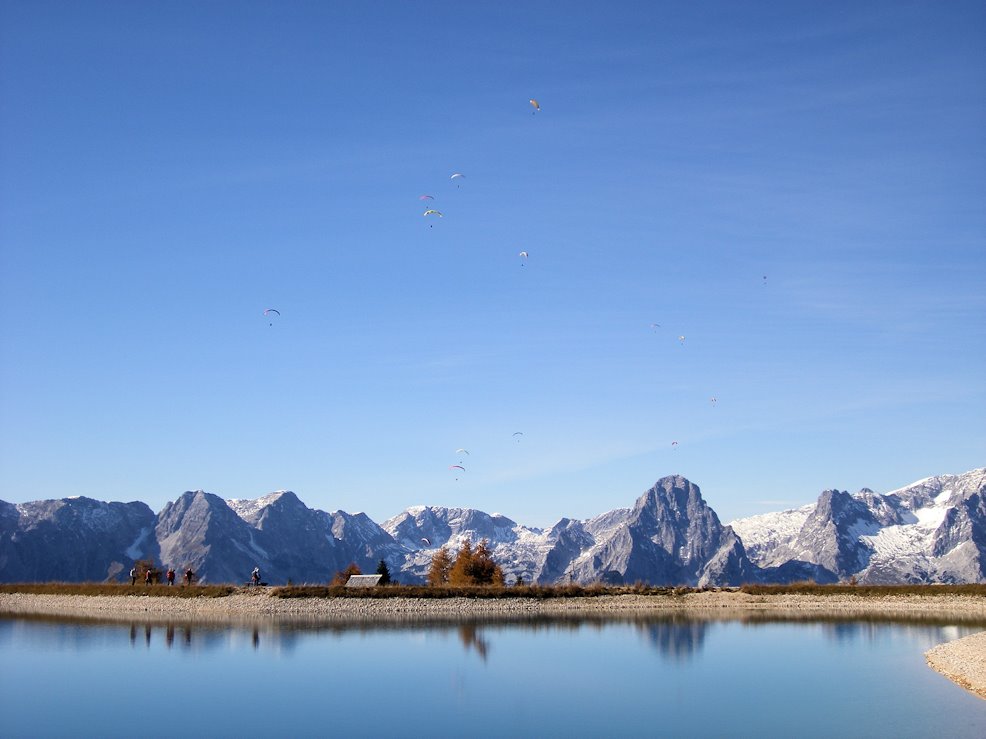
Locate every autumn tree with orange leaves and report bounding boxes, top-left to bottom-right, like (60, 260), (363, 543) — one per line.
(431, 538), (504, 586)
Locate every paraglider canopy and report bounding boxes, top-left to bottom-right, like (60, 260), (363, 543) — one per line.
(419, 194), (434, 201)
(423, 209), (442, 217)
(529, 98), (540, 112)
(264, 308), (280, 327)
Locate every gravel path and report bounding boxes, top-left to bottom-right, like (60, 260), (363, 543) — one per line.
(3, 589), (985, 621)
(3, 590), (984, 698)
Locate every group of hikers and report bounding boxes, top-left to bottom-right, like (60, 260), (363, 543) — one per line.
(130, 565), (195, 586)
(127, 565), (263, 586)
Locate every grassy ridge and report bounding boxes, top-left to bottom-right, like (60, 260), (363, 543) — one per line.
(0, 582), (676, 599)
(738, 583), (986, 597)
(270, 584), (678, 599)
(1, 582), (984, 598)
(0, 583), (237, 598)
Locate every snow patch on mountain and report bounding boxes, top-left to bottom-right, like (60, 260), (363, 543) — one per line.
(227, 491), (292, 523)
(728, 505), (813, 566)
(126, 527), (151, 559)
(856, 487), (956, 580)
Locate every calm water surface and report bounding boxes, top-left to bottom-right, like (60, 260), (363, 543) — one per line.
(2, 614), (984, 738)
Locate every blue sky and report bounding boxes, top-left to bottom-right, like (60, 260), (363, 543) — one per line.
(1, 1), (983, 527)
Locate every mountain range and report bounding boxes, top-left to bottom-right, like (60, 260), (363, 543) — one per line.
(1, 468), (983, 586)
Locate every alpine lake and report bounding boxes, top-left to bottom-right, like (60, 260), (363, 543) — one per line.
(2, 611), (984, 738)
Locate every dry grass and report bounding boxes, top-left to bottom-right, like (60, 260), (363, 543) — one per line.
(270, 583), (679, 599)
(739, 582), (986, 597)
(0, 583), (237, 598)
(3, 582), (984, 599)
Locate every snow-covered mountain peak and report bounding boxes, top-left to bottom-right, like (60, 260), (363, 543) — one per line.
(227, 491), (299, 523)
(729, 504), (814, 565)
(731, 469), (986, 583)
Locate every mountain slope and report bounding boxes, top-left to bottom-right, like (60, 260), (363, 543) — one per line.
(0, 497), (156, 582)
(730, 468), (986, 584)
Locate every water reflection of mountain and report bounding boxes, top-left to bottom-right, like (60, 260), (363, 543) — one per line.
(5, 610), (985, 663)
(821, 620), (979, 651)
(111, 616), (711, 661)
(727, 612), (986, 651)
(635, 618), (708, 662)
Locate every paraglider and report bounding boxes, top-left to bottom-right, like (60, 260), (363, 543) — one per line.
(419, 194), (434, 201)
(678, 335), (686, 344)
(512, 432), (523, 442)
(710, 397), (718, 406)
(449, 464), (465, 480)
(450, 173), (464, 188)
(671, 441), (679, 449)
(263, 308), (280, 327)
(455, 448), (469, 456)
(519, 250), (528, 266)
(421, 537), (432, 546)
(423, 209), (442, 227)
(529, 98), (540, 113)
(649, 323), (661, 331)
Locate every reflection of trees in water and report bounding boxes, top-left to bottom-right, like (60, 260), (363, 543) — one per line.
(635, 618), (708, 662)
(457, 624), (489, 662)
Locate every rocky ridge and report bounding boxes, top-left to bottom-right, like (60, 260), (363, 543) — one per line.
(2, 469), (984, 586)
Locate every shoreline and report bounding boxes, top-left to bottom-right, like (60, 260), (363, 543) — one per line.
(3, 589), (985, 621)
(3, 590), (984, 700)
(925, 631), (986, 701)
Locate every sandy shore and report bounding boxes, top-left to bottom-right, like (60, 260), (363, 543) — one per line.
(925, 631), (986, 700)
(3, 590), (984, 698)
